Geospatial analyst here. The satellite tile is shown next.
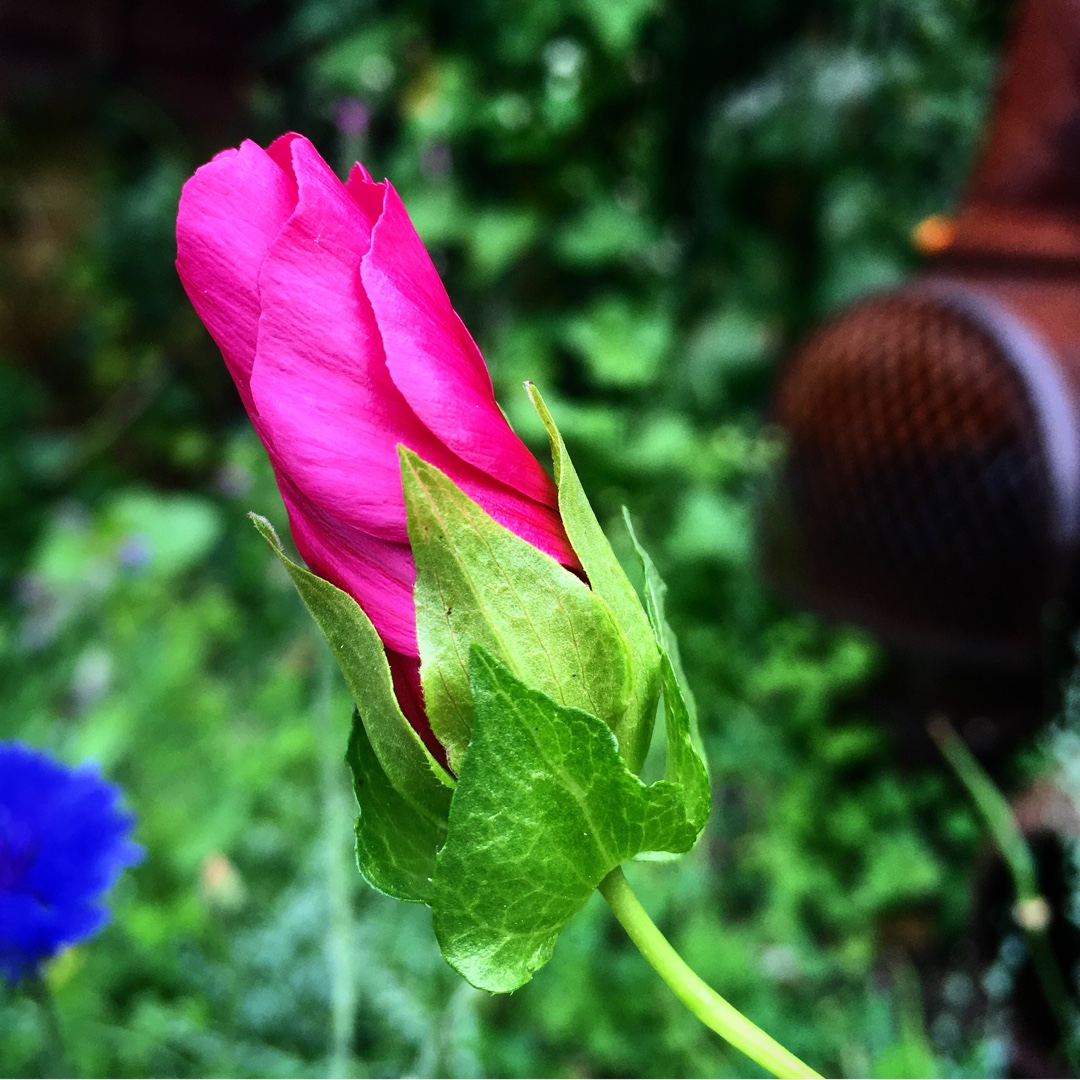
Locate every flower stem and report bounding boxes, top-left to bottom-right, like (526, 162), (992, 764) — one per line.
(598, 868), (822, 1079)
(929, 716), (1080, 1072)
(27, 971), (71, 1079)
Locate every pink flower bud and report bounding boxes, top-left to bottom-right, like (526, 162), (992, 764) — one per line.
(176, 133), (577, 756)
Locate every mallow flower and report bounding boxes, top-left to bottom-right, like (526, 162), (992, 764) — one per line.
(174, 132), (816, 1080)
(175, 135), (821, 1080)
(176, 133), (578, 757)
(0, 743), (142, 984)
(175, 133), (709, 998)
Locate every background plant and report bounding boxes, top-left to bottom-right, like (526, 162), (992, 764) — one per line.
(0, 0), (1031, 1075)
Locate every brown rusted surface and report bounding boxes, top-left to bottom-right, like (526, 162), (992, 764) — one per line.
(766, 0), (1080, 664)
(776, 292), (1029, 461)
(946, 0), (1080, 263)
(963, 0), (1080, 219)
(768, 287), (1056, 659)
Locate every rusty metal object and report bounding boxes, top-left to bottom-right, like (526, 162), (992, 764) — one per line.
(766, 0), (1080, 663)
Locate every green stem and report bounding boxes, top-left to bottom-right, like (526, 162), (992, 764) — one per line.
(1025, 927), (1079, 1070)
(26, 971), (70, 1079)
(599, 868), (822, 1080)
(929, 716), (1080, 1071)
(928, 717), (1038, 897)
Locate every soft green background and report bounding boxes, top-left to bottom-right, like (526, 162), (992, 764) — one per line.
(0, 0), (1029, 1075)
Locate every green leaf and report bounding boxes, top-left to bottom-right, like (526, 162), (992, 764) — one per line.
(623, 511), (710, 823)
(653, 653), (711, 842)
(526, 385), (661, 772)
(399, 448), (632, 773)
(580, 0), (661, 52)
(622, 511), (700, 738)
(562, 295), (673, 388)
(431, 647), (706, 993)
(249, 514), (453, 822)
(346, 712), (447, 904)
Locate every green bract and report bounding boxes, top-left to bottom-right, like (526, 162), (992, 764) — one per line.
(434, 645), (707, 992)
(400, 446), (632, 774)
(251, 514), (453, 904)
(256, 390), (711, 993)
(527, 384), (662, 774)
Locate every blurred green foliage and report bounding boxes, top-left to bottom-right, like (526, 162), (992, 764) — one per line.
(0, 0), (1022, 1075)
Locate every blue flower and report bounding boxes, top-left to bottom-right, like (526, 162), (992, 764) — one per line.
(0, 743), (142, 983)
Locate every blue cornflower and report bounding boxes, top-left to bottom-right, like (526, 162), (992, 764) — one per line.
(0, 742), (142, 984)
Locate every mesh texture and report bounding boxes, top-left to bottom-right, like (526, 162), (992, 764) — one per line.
(770, 291), (1054, 651)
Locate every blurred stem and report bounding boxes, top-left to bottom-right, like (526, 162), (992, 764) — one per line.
(929, 716), (1079, 1069)
(928, 717), (1037, 895)
(27, 971), (70, 1078)
(317, 643), (358, 1079)
(598, 868), (821, 1080)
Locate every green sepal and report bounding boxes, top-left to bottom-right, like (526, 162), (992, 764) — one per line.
(623, 510), (708, 766)
(650, 653), (711, 847)
(431, 646), (708, 994)
(346, 711), (447, 903)
(526, 385), (660, 773)
(399, 448), (632, 774)
(249, 514), (453, 822)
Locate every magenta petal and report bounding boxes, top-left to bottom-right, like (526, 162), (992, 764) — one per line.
(280, 476), (419, 657)
(446, 471), (580, 567)
(264, 132), (304, 189)
(345, 161), (381, 211)
(249, 136), (443, 542)
(362, 184), (560, 509)
(247, 137), (572, 564)
(385, 650), (448, 768)
(175, 140), (296, 420)
(178, 133), (583, 736)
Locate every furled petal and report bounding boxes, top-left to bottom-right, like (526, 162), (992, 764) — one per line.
(249, 137), (578, 567)
(178, 133), (582, 718)
(250, 136), (470, 543)
(279, 475), (419, 657)
(176, 140), (296, 421)
(441, 472), (580, 566)
(345, 160), (380, 207)
(386, 650), (446, 765)
(361, 183), (560, 508)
